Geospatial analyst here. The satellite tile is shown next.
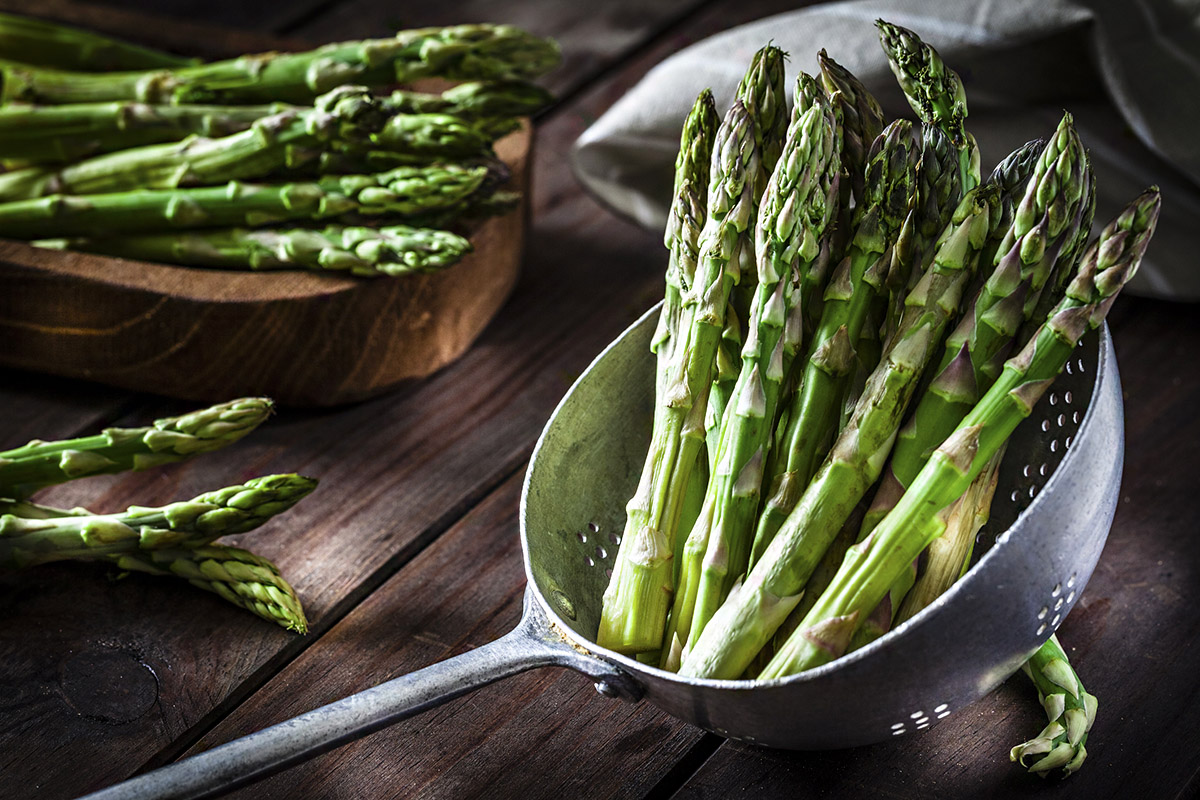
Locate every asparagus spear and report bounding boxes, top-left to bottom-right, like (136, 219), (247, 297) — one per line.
(111, 544), (308, 633)
(682, 184), (997, 680)
(816, 50), (884, 209)
(0, 164), (490, 238)
(667, 93), (841, 666)
(0, 24), (560, 105)
(876, 19), (979, 192)
(0, 397), (272, 499)
(597, 101), (759, 655)
(0, 81), (549, 165)
(0, 11), (199, 70)
(1010, 634), (1097, 777)
(761, 187), (1160, 677)
(0, 473), (317, 568)
(0, 102), (285, 164)
(749, 120), (920, 567)
(0, 86), (392, 202)
(38, 222), (473, 277)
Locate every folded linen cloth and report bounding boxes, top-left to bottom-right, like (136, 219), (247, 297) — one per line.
(571, 0), (1200, 300)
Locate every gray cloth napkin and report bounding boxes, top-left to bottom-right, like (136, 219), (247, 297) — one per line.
(571, 0), (1200, 301)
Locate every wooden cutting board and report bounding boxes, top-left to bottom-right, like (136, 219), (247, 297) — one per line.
(0, 2), (531, 407)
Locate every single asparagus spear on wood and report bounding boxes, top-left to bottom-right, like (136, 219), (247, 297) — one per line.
(682, 184), (997, 680)
(0, 24), (560, 105)
(0, 473), (318, 568)
(597, 101), (759, 655)
(760, 187), (1160, 677)
(111, 544), (308, 633)
(37, 222), (473, 277)
(0, 397), (272, 499)
(0, 11), (199, 70)
(0, 164), (490, 238)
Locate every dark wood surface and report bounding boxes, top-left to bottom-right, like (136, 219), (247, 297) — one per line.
(0, 2), (1197, 799)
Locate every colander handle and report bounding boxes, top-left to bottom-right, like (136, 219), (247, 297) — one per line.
(75, 589), (640, 800)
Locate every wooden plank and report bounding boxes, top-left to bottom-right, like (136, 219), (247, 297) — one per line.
(667, 297), (1200, 798)
(176, 472), (704, 799)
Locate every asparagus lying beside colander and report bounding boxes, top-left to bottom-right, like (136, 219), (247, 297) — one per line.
(0, 398), (317, 632)
(597, 22), (1162, 780)
(0, 14), (559, 276)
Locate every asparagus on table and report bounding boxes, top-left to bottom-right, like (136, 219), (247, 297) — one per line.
(816, 49), (884, 209)
(0, 24), (560, 105)
(666, 90), (841, 667)
(0, 473), (318, 568)
(1010, 634), (1097, 777)
(759, 187), (1160, 677)
(0, 81), (550, 165)
(597, 101), (759, 655)
(111, 544), (309, 633)
(682, 184), (998, 680)
(749, 120), (921, 568)
(0, 11), (199, 70)
(0, 86), (392, 202)
(0, 164), (491, 238)
(38, 222), (473, 277)
(876, 19), (979, 192)
(0, 397), (272, 499)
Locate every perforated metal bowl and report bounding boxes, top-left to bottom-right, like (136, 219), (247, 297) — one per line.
(82, 304), (1122, 799)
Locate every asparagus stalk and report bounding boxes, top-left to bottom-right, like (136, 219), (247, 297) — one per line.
(682, 184), (997, 680)
(1010, 634), (1097, 777)
(0, 81), (549, 165)
(0, 86), (392, 202)
(665, 92), (841, 667)
(0, 11), (199, 70)
(749, 120), (921, 567)
(816, 50), (884, 209)
(0, 473), (318, 568)
(597, 101), (759, 655)
(0, 397), (272, 499)
(0, 24), (560, 105)
(0, 164), (490, 238)
(761, 187), (1161, 677)
(876, 19), (979, 192)
(110, 544), (308, 633)
(38, 222), (473, 277)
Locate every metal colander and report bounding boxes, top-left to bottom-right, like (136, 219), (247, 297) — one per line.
(82, 303), (1121, 798)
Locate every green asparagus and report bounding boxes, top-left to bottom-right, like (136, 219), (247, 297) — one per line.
(667, 92), (840, 667)
(0, 164), (490, 238)
(38, 222), (473, 277)
(0, 24), (560, 105)
(0, 473), (317, 568)
(760, 187), (1160, 677)
(1010, 634), (1096, 777)
(816, 50), (884, 208)
(0, 86), (391, 202)
(597, 101), (759, 655)
(876, 19), (979, 191)
(111, 544), (308, 633)
(0, 11), (199, 70)
(749, 120), (920, 567)
(0, 397), (272, 499)
(682, 184), (997, 680)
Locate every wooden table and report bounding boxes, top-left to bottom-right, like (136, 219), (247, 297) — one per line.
(1, 2), (1197, 798)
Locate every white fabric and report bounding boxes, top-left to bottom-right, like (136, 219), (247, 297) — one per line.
(571, 0), (1200, 300)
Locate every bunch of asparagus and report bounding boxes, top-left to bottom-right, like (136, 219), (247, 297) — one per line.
(0, 398), (317, 632)
(598, 22), (1161, 778)
(0, 13), (560, 276)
